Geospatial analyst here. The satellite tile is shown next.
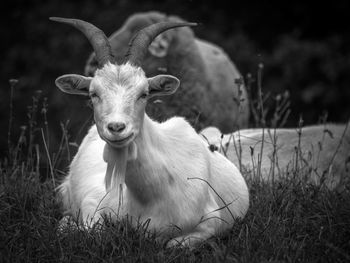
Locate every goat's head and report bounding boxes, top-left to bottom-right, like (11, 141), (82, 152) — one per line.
(52, 17), (196, 148)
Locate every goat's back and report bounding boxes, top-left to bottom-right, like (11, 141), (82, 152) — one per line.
(201, 124), (350, 191)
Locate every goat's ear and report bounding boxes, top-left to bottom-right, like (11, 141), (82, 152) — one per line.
(148, 75), (180, 97)
(55, 74), (91, 96)
(148, 34), (170, 58)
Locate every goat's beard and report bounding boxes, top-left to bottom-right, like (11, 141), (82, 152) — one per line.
(103, 142), (137, 191)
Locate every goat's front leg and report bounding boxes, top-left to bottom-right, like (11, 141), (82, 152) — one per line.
(166, 228), (215, 248)
(166, 195), (226, 248)
(58, 195), (113, 232)
(80, 197), (105, 229)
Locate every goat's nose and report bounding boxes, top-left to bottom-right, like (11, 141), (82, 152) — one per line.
(107, 122), (126, 133)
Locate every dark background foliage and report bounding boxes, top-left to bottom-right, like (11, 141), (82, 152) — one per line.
(1, 0), (350, 157)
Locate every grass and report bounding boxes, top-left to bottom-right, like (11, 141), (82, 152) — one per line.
(1, 75), (350, 262)
(1, 159), (350, 262)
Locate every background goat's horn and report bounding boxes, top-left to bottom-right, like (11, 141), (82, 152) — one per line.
(125, 21), (197, 66)
(50, 17), (115, 68)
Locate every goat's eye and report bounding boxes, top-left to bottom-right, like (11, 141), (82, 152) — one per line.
(89, 92), (100, 101)
(138, 93), (148, 100)
(89, 92), (100, 103)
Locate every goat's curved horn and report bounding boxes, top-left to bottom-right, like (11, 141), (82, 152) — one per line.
(125, 21), (197, 66)
(50, 17), (114, 68)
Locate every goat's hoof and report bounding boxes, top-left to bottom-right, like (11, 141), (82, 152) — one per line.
(166, 238), (186, 249)
(57, 215), (78, 233)
(166, 235), (205, 249)
(166, 236), (198, 249)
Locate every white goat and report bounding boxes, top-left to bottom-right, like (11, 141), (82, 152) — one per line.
(51, 17), (249, 247)
(85, 11), (250, 132)
(201, 123), (350, 191)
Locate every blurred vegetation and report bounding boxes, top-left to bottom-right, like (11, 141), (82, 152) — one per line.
(1, 0), (350, 157)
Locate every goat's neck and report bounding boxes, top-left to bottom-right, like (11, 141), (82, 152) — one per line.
(125, 114), (169, 204)
(134, 114), (162, 154)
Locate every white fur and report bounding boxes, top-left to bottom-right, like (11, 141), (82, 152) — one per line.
(201, 124), (350, 191)
(57, 63), (249, 247)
